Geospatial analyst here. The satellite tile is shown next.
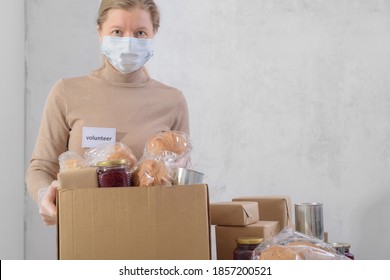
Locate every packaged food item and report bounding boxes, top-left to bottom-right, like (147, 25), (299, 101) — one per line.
(173, 167), (204, 186)
(343, 243), (355, 260)
(131, 157), (173, 187)
(58, 151), (90, 172)
(233, 237), (263, 260)
(58, 167), (99, 189)
(85, 142), (137, 168)
(252, 226), (350, 260)
(97, 159), (132, 188)
(329, 242), (345, 254)
(210, 201), (259, 226)
(144, 131), (192, 168)
(329, 242), (355, 260)
(259, 245), (302, 260)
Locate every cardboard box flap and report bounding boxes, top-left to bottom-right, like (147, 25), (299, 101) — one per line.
(232, 196), (292, 228)
(209, 201), (259, 226)
(243, 206), (255, 219)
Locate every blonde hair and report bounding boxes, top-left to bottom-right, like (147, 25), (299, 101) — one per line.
(97, 0), (160, 33)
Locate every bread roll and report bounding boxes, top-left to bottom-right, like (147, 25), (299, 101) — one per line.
(63, 159), (86, 170)
(259, 245), (302, 260)
(107, 143), (137, 168)
(131, 159), (173, 187)
(146, 131), (188, 156)
(59, 151), (89, 171)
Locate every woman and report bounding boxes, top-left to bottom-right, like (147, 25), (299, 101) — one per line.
(26, 0), (190, 225)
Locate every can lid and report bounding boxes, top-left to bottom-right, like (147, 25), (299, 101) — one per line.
(330, 242), (351, 249)
(236, 237), (263, 245)
(329, 242), (344, 249)
(96, 159), (128, 167)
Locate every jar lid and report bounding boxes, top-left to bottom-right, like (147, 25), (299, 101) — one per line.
(236, 237), (263, 245)
(96, 159), (129, 167)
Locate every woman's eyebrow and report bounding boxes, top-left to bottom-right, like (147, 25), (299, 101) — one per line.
(109, 25), (123, 29)
(135, 26), (150, 30)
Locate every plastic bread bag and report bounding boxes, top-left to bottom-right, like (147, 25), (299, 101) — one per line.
(144, 131), (192, 168)
(84, 142), (137, 168)
(252, 226), (350, 260)
(130, 154), (175, 187)
(58, 151), (90, 172)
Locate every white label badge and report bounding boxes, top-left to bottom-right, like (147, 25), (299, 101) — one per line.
(82, 127), (116, 148)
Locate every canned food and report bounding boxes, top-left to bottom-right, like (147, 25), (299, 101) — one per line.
(329, 242), (354, 260)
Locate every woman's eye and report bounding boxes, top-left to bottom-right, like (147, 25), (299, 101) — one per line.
(111, 30), (123, 36)
(135, 31), (147, 38)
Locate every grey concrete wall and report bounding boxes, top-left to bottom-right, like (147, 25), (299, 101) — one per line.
(25, 0), (390, 259)
(24, 0), (100, 259)
(0, 1), (25, 259)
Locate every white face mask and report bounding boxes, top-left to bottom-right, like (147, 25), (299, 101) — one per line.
(101, 36), (154, 74)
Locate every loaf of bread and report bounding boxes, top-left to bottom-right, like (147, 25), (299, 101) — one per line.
(259, 245), (302, 260)
(259, 241), (342, 260)
(253, 226), (349, 260)
(287, 241), (338, 260)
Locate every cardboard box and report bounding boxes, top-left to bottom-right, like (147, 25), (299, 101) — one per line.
(232, 196), (292, 229)
(209, 201), (259, 226)
(215, 221), (280, 260)
(57, 184), (210, 260)
(58, 167), (98, 189)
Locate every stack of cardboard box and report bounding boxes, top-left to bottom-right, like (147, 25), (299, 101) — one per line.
(210, 196), (292, 260)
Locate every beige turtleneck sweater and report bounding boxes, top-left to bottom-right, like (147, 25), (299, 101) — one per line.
(26, 64), (190, 202)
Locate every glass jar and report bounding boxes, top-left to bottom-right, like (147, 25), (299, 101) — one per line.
(97, 159), (131, 188)
(329, 242), (354, 260)
(233, 237), (263, 260)
(339, 242), (355, 260)
(329, 242), (345, 255)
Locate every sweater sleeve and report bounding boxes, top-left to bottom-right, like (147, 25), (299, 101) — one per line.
(26, 79), (70, 202)
(171, 93), (190, 136)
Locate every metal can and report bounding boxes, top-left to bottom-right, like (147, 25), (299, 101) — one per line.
(295, 203), (324, 240)
(330, 242), (354, 260)
(329, 242), (346, 254)
(233, 237), (263, 260)
(97, 159), (131, 188)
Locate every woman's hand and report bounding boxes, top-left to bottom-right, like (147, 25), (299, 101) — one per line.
(38, 180), (60, 225)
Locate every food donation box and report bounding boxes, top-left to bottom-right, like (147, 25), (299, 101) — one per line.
(57, 184), (211, 260)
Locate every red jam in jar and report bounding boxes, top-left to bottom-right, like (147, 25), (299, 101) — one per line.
(97, 159), (131, 188)
(233, 237), (263, 260)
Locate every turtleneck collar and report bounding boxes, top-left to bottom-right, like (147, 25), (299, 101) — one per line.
(92, 60), (151, 86)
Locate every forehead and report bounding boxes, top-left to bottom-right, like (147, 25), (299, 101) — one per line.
(103, 8), (153, 30)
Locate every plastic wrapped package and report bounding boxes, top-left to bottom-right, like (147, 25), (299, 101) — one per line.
(252, 226), (350, 260)
(58, 151), (90, 172)
(131, 155), (174, 187)
(84, 142), (137, 168)
(144, 131), (192, 168)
